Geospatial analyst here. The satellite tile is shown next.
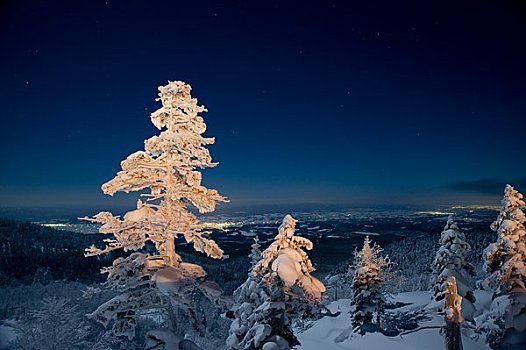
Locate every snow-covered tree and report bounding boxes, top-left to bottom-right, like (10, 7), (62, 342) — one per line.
(442, 276), (463, 350)
(254, 215), (325, 302)
(249, 236), (262, 270)
(325, 269), (354, 302)
(15, 297), (89, 350)
(430, 215), (476, 319)
(227, 215), (325, 350)
(351, 236), (390, 332)
(480, 184), (526, 348)
(483, 184), (526, 294)
(82, 81), (227, 342)
(226, 238), (268, 350)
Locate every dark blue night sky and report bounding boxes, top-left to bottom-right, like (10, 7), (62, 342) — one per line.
(1, 0), (526, 211)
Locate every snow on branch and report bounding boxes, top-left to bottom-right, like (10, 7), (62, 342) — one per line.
(81, 81), (227, 341)
(254, 214), (325, 302)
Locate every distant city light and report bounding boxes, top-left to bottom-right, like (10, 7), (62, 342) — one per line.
(450, 205), (499, 210)
(41, 223), (71, 228)
(201, 221), (237, 230)
(415, 211), (453, 216)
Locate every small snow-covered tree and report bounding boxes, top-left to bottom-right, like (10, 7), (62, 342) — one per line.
(82, 81), (227, 342)
(226, 237), (268, 350)
(249, 236), (262, 270)
(430, 215), (476, 319)
(325, 270), (354, 302)
(254, 215), (325, 302)
(227, 215), (325, 350)
(15, 297), (88, 350)
(442, 276), (463, 350)
(351, 236), (390, 332)
(480, 184), (526, 348)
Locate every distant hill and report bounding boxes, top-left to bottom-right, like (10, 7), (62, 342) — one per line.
(0, 218), (109, 285)
(0, 217), (249, 293)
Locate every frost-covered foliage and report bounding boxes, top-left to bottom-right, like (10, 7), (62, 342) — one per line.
(444, 276), (463, 323)
(227, 215), (325, 350)
(145, 331), (204, 350)
(381, 217), (494, 294)
(477, 293), (526, 349)
(249, 236), (262, 270)
(82, 81), (226, 341)
(483, 184), (526, 294)
(383, 235), (437, 292)
(226, 236), (268, 349)
(479, 184), (526, 348)
(326, 247), (398, 303)
(351, 236), (391, 331)
(14, 297), (89, 350)
(254, 215), (326, 302)
(441, 276), (464, 350)
(324, 269), (355, 302)
(430, 215), (476, 319)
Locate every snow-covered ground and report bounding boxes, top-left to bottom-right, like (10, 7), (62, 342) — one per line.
(297, 291), (491, 350)
(0, 324), (16, 350)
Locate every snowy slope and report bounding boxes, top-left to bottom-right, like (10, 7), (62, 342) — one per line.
(297, 292), (490, 350)
(0, 325), (16, 349)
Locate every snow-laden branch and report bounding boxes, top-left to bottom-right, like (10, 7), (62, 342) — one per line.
(81, 81), (227, 341)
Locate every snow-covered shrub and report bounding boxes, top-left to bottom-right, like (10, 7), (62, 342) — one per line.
(351, 236), (391, 331)
(14, 297), (89, 350)
(430, 215), (476, 319)
(324, 270), (355, 302)
(82, 81), (227, 342)
(227, 215), (325, 350)
(479, 184), (526, 348)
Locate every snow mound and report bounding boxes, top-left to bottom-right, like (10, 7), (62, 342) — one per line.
(0, 325), (16, 349)
(153, 263), (206, 296)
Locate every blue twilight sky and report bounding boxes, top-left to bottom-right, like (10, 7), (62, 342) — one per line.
(1, 0), (525, 210)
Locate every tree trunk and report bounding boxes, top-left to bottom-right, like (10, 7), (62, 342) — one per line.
(165, 235), (177, 266)
(444, 320), (463, 350)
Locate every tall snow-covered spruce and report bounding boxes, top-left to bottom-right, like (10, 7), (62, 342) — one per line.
(480, 184), (526, 348)
(82, 81), (227, 342)
(351, 236), (390, 332)
(227, 215), (325, 350)
(430, 214), (476, 319)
